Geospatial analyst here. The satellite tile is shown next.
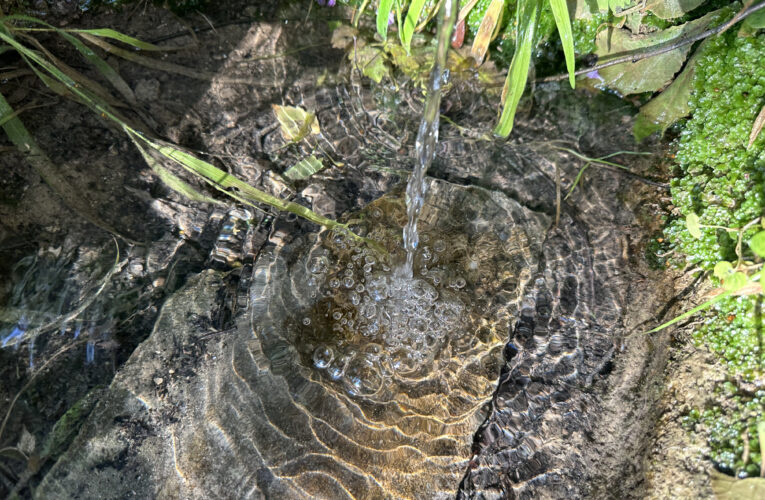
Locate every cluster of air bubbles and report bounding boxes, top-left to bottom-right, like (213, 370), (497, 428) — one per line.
(302, 228), (473, 395)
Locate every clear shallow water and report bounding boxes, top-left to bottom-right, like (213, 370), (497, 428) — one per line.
(242, 180), (549, 497)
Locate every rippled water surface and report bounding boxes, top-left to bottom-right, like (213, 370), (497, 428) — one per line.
(240, 180), (548, 498)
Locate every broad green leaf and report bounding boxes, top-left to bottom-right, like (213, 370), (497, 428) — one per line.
(714, 261), (733, 279)
(272, 104), (320, 142)
(749, 231), (765, 258)
(594, 9), (721, 95)
(284, 155), (324, 181)
(470, 0), (503, 65)
(596, 0), (608, 11)
(351, 45), (390, 83)
(633, 40), (711, 140)
(645, 0), (705, 19)
(686, 213), (702, 239)
(711, 471), (765, 499)
(494, 0), (540, 138)
(550, 0), (575, 88)
(401, 0), (428, 53)
(723, 271), (747, 292)
(377, 0), (395, 40)
(743, 6), (765, 29)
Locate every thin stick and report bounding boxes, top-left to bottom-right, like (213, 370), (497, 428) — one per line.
(540, 0), (765, 83)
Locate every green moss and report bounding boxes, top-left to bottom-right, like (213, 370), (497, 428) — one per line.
(571, 12), (608, 56)
(693, 296), (764, 380)
(683, 388), (765, 477)
(666, 30), (765, 478)
(667, 32), (765, 269)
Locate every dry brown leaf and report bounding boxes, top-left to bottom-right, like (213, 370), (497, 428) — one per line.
(748, 104), (765, 149)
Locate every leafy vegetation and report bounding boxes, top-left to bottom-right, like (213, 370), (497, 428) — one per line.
(0, 13), (356, 240)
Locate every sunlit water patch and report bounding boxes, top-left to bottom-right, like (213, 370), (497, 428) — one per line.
(239, 179), (550, 498)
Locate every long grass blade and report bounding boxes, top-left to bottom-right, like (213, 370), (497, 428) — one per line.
(644, 291), (731, 334)
(377, 0), (395, 39)
(470, 0), (503, 65)
(0, 90), (131, 241)
(68, 28), (163, 51)
(494, 0), (540, 137)
(135, 134), (353, 233)
(14, 18), (137, 105)
(549, 0), (575, 88)
(129, 135), (222, 204)
(401, 0), (428, 53)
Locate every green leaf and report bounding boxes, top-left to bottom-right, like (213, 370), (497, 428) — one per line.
(686, 213), (702, 239)
(401, 0), (428, 53)
(352, 45), (390, 83)
(711, 471), (765, 499)
(749, 231), (765, 258)
(633, 40), (710, 141)
(761, 267), (765, 293)
(743, 6), (765, 29)
(549, 0), (575, 88)
(494, 0), (540, 138)
(377, 0), (395, 40)
(594, 9), (721, 95)
(714, 261), (733, 279)
(272, 104), (320, 143)
(645, 0), (705, 20)
(284, 155), (324, 181)
(723, 271), (747, 292)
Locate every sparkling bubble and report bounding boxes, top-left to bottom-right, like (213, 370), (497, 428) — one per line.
(332, 310), (343, 321)
(313, 346), (334, 369)
(302, 317), (311, 326)
(349, 290), (361, 305)
(308, 256), (329, 274)
(329, 278), (340, 288)
(344, 276), (355, 288)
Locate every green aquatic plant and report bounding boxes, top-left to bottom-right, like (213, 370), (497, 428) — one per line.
(0, 13), (354, 240)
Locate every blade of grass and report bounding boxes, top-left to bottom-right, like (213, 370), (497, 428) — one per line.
(11, 16), (138, 105)
(68, 28), (163, 51)
(136, 134), (355, 234)
(130, 136), (222, 204)
(644, 291), (731, 334)
(0, 90), (133, 242)
(401, 0), (428, 53)
(494, 0), (540, 137)
(549, 0), (575, 88)
(17, 31), (127, 108)
(78, 33), (257, 85)
(470, 0), (503, 65)
(377, 0), (395, 39)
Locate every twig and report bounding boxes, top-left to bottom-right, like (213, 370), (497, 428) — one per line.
(540, 0), (765, 83)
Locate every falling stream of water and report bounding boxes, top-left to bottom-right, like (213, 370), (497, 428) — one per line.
(402, 0), (458, 278)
